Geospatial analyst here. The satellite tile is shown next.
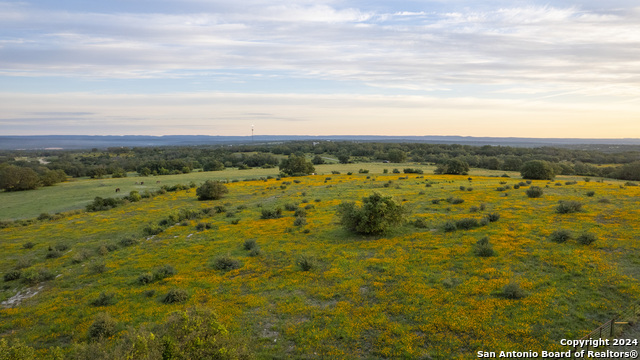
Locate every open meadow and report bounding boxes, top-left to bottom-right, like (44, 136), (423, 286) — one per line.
(1, 167), (640, 359)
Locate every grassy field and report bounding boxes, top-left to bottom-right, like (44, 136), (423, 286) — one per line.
(1, 169), (640, 358)
(0, 162), (476, 221)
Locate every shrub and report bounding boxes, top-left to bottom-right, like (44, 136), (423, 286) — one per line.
(513, 184), (520, 189)
(577, 233), (597, 245)
(443, 221), (457, 232)
(137, 272), (154, 285)
(304, 204), (315, 210)
(143, 225), (164, 236)
(337, 192), (407, 235)
(88, 313), (117, 340)
(243, 239), (257, 251)
(455, 218), (480, 230)
(549, 229), (572, 243)
(22, 242), (35, 249)
(556, 200), (583, 214)
(625, 181), (638, 187)
(144, 289), (156, 297)
(526, 186), (544, 198)
(163, 288), (189, 304)
(459, 186), (466, 191)
(119, 237), (138, 247)
(293, 217), (307, 226)
(485, 213), (500, 222)
(586, 191), (595, 197)
(261, 208), (283, 219)
(90, 292), (116, 307)
(413, 218), (429, 228)
(211, 255), (242, 271)
(154, 265), (177, 280)
(496, 187), (506, 192)
(45, 249), (62, 259)
(4, 269), (21, 282)
(469, 206), (479, 213)
(297, 255), (315, 271)
(501, 282), (526, 299)
(195, 222), (212, 231)
(431, 199), (441, 204)
(475, 237), (495, 257)
(520, 160), (555, 180)
(294, 208), (307, 217)
(598, 198), (611, 204)
(89, 261), (107, 274)
(284, 203), (297, 211)
(196, 180), (229, 201)
(248, 248), (261, 257)
(128, 190), (142, 202)
(71, 250), (92, 264)
(446, 197), (464, 205)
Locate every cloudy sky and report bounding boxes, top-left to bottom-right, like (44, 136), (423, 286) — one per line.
(1, 0), (639, 137)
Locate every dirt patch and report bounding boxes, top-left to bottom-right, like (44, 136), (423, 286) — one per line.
(1, 286), (43, 308)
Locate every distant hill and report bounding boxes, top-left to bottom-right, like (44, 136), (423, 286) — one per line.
(2, 135), (640, 150)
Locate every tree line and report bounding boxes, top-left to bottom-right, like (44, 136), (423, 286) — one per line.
(1, 141), (639, 191)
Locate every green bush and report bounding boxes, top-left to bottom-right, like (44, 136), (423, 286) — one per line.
(90, 292), (116, 307)
(485, 213), (500, 222)
(88, 313), (117, 340)
(119, 237), (138, 247)
(89, 261), (108, 274)
(211, 255), (242, 271)
(294, 208), (307, 217)
(337, 192), (407, 235)
(153, 264), (177, 280)
(45, 249), (62, 259)
(243, 239), (257, 251)
(293, 217), (307, 226)
(162, 288), (189, 304)
(577, 233), (597, 245)
(284, 203), (297, 211)
(195, 222), (212, 231)
(443, 221), (457, 232)
(4, 269), (21, 282)
(261, 208), (283, 219)
(475, 237), (495, 257)
(297, 255), (315, 271)
(413, 218), (429, 228)
(137, 272), (154, 285)
(446, 197), (464, 205)
(22, 242), (35, 249)
(248, 248), (261, 257)
(434, 159), (470, 175)
(556, 200), (583, 214)
(455, 218), (481, 230)
(549, 229), (573, 243)
(586, 191), (595, 197)
(196, 180), (229, 201)
(143, 225), (164, 236)
(525, 186), (544, 198)
(501, 282), (526, 299)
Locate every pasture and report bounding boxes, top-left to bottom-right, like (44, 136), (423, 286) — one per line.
(1, 168), (639, 359)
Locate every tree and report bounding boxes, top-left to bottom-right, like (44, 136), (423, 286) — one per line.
(279, 155), (315, 176)
(312, 155), (325, 165)
(434, 159), (469, 175)
(520, 160), (555, 180)
(196, 180), (229, 200)
(337, 152), (350, 164)
(337, 192), (407, 235)
(387, 149), (406, 163)
(0, 165), (40, 191)
(203, 160), (225, 172)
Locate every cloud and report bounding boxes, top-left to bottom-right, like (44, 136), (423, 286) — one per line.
(0, 2), (638, 98)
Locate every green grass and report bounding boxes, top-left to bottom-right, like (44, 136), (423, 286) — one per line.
(0, 168), (638, 359)
(0, 163), (523, 220)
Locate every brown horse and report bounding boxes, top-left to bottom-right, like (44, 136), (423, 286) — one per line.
(115, 188), (120, 193)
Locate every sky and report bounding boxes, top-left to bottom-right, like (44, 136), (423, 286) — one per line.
(1, 0), (639, 138)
